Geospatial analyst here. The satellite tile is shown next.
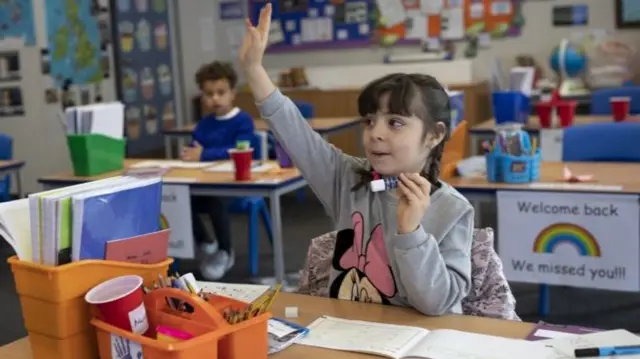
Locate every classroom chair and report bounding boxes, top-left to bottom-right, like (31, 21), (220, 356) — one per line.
(562, 122), (640, 162)
(590, 87), (640, 115)
(298, 228), (520, 320)
(0, 133), (13, 202)
(441, 121), (468, 180)
(227, 132), (274, 276)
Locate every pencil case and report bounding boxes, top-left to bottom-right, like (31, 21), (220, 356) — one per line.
(7, 256), (172, 359)
(92, 288), (270, 359)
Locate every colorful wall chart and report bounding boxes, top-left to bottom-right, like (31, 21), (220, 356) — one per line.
(113, 0), (178, 155)
(0, 0), (36, 46)
(44, 0), (104, 87)
(249, 0), (524, 52)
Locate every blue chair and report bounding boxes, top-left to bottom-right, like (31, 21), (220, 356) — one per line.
(228, 133), (274, 277)
(563, 122), (640, 162)
(536, 122), (640, 316)
(590, 87), (640, 115)
(0, 134), (13, 202)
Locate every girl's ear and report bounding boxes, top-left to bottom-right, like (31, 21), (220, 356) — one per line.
(423, 122), (447, 148)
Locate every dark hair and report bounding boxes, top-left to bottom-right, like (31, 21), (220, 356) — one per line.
(352, 73), (451, 191)
(195, 61), (238, 89)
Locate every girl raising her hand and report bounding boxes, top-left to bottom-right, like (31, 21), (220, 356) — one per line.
(240, 4), (474, 316)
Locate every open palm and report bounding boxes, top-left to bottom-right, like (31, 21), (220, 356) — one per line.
(239, 3), (272, 69)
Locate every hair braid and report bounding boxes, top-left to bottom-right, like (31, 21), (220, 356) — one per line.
(423, 141), (445, 188)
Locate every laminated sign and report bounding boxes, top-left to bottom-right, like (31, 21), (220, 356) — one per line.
(497, 191), (640, 292)
(161, 184), (195, 259)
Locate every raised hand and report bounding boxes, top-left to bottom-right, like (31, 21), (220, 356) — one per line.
(239, 3), (272, 70)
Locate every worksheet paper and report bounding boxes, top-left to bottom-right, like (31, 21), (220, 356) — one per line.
(440, 6), (464, 40)
(299, 316), (556, 359)
(204, 162), (274, 173)
(375, 0), (407, 27)
(421, 0), (444, 15)
(131, 160), (212, 169)
(542, 329), (640, 359)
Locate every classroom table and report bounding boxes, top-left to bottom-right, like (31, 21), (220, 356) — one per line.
(469, 115), (611, 155)
(0, 293), (535, 359)
(163, 117), (363, 158)
(37, 159), (307, 285)
(0, 160), (25, 198)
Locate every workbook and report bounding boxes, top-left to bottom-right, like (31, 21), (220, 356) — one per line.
(299, 316), (555, 359)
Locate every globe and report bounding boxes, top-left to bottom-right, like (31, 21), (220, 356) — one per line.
(549, 42), (588, 78)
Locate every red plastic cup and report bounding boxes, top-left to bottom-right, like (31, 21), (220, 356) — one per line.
(228, 148), (254, 181)
(85, 275), (149, 334)
(556, 101), (577, 128)
(610, 96), (631, 122)
(535, 103), (553, 128)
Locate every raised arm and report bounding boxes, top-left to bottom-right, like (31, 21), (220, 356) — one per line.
(239, 4), (348, 217)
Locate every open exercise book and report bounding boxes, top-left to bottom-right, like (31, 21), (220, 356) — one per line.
(300, 316), (556, 359)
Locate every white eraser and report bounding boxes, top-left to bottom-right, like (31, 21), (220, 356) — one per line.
(370, 179), (386, 192)
(284, 306), (298, 318)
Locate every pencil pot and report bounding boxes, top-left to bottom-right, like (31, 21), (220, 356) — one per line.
(501, 152), (540, 184)
(92, 288), (270, 359)
(485, 152), (502, 183)
(7, 256), (171, 359)
(492, 91), (530, 125)
(67, 134), (125, 176)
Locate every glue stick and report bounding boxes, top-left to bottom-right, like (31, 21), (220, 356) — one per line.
(370, 177), (399, 192)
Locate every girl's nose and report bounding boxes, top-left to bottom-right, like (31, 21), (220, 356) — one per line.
(370, 121), (386, 141)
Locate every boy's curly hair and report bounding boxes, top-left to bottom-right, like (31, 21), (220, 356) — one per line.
(195, 61), (238, 89)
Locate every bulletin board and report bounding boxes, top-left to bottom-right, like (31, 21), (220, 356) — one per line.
(249, 0), (524, 53)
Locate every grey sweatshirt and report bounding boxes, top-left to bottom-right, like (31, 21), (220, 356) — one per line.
(258, 89), (474, 316)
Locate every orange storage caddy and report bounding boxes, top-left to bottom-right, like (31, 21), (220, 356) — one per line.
(92, 287), (270, 359)
(8, 256), (172, 359)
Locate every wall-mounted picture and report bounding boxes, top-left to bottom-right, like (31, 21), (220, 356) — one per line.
(45, 88), (59, 104)
(0, 52), (21, 81)
(616, 0), (640, 28)
(0, 87), (24, 116)
(40, 49), (51, 75)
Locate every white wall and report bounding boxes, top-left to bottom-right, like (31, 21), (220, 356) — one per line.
(0, 0), (116, 194)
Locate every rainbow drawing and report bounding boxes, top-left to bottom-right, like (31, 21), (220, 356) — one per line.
(159, 214), (169, 229)
(533, 223), (601, 257)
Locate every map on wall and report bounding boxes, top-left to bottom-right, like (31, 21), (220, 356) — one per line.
(0, 0), (36, 46)
(45, 0), (103, 87)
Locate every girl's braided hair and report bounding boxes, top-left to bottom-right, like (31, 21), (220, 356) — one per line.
(352, 73), (452, 191)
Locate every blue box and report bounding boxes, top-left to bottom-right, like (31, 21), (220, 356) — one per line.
(492, 91), (530, 125)
(448, 91), (465, 131)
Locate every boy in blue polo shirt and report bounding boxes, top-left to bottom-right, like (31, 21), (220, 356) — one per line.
(181, 61), (255, 280)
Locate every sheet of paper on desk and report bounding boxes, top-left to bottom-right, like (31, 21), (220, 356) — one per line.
(197, 281), (269, 303)
(131, 161), (212, 169)
(205, 162), (274, 173)
(543, 329), (640, 359)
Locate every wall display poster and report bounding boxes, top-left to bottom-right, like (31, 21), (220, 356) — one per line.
(249, 0), (525, 52)
(0, 0), (36, 47)
(113, 0), (178, 155)
(43, 0), (106, 87)
(497, 191), (640, 292)
(0, 86), (24, 117)
(552, 4), (589, 27)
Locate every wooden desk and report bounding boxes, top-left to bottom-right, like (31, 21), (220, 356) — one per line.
(162, 117), (362, 159)
(38, 159), (306, 284)
(0, 293), (534, 359)
(449, 161), (640, 195)
(0, 160), (26, 198)
(468, 115), (612, 155)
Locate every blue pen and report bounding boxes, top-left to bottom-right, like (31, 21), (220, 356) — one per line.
(575, 345), (640, 357)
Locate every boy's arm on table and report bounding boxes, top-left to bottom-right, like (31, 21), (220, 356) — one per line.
(247, 66), (348, 219)
(392, 204), (474, 316)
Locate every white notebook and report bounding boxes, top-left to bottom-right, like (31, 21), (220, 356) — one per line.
(299, 316), (556, 359)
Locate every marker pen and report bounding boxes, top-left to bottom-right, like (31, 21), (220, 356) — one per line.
(575, 345), (640, 357)
(370, 177), (398, 192)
